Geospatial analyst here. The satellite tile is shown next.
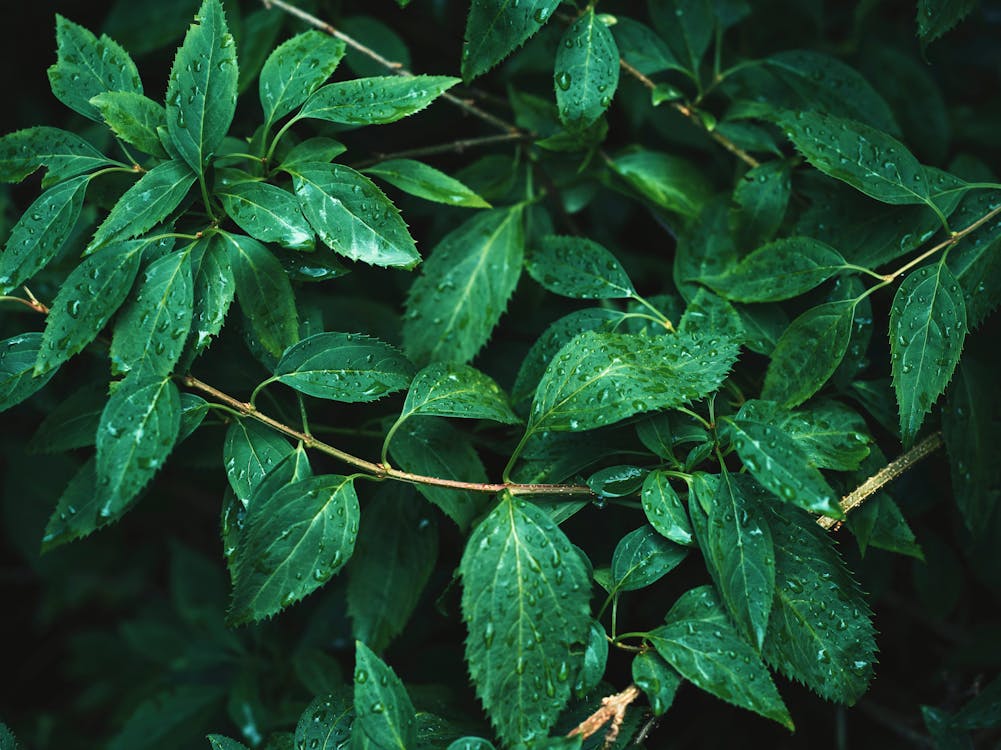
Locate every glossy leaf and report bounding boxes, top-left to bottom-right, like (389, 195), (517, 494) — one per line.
(259, 31), (346, 127)
(0, 334), (57, 412)
(353, 642), (417, 749)
(180, 234), (235, 367)
(461, 0), (560, 80)
(218, 182), (314, 251)
(554, 9), (619, 128)
(447, 738), (495, 750)
(229, 475), (360, 624)
(0, 126), (116, 186)
(526, 235), (634, 299)
(678, 288), (744, 343)
(632, 651), (682, 716)
(574, 620), (609, 698)
(459, 495), (591, 746)
(223, 419), (294, 507)
(279, 137), (347, 171)
(403, 206), (524, 365)
(641, 470), (694, 546)
(90, 92), (168, 157)
(399, 362), (519, 425)
(733, 159), (791, 250)
(611, 525), (688, 592)
(294, 694), (353, 750)
(298, 75), (458, 125)
(207, 736), (249, 750)
(362, 159), (490, 208)
(610, 149), (711, 218)
(587, 465), (648, 499)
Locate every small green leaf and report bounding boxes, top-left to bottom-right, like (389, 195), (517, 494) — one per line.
(890, 261), (967, 445)
(945, 189), (1001, 330)
(279, 137), (347, 170)
(294, 694), (353, 750)
(290, 162), (420, 269)
(229, 474), (360, 624)
(917, 0), (977, 43)
(611, 17), (682, 76)
(401, 363), (519, 423)
(461, 0), (560, 81)
(641, 470), (694, 546)
(526, 235), (635, 299)
(459, 494), (591, 746)
(298, 75), (459, 125)
(554, 9), (619, 128)
(647, 586), (793, 729)
(762, 300), (857, 407)
(223, 419), (294, 507)
(259, 31), (346, 128)
(587, 465), (648, 499)
(219, 181), (314, 251)
(403, 206), (524, 365)
(207, 736), (249, 750)
(180, 234), (235, 367)
(675, 197), (738, 302)
(611, 525), (688, 592)
(631, 651), (682, 716)
(47, 15), (142, 121)
(0, 334), (57, 412)
(273, 332), (415, 402)
(353, 642), (417, 750)
(41, 458), (99, 551)
(648, 0), (714, 76)
(0, 127), (117, 185)
(574, 620), (609, 698)
(610, 149), (711, 218)
(0, 175), (88, 294)
(362, 159), (491, 208)
(678, 288), (744, 343)
(165, 0), (238, 174)
(849, 493), (923, 559)
(732, 161), (791, 250)
(90, 92), (168, 157)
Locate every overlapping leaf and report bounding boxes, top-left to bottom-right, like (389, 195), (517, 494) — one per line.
(353, 642), (417, 749)
(400, 363), (519, 423)
(90, 92), (168, 157)
(298, 76), (458, 125)
(610, 526), (688, 592)
(0, 126), (117, 186)
(218, 182), (314, 251)
(526, 235), (635, 299)
(362, 159), (490, 208)
(259, 31), (346, 128)
(0, 334), (57, 412)
(461, 0), (560, 80)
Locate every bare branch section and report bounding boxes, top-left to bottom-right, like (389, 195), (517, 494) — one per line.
(567, 684), (642, 747)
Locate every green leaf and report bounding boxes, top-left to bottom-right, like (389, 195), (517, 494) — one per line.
(388, 417), (489, 530)
(890, 261), (967, 445)
(47, 15), (142, 121)
(461, 0), (560, 81)
(762, 502), (876, 704)
(727, 418), (841, 517)
(611, 18), (681, 76)
(675, 197), (738, 302)
(107, 687), (224, 750)
(41, 458), (99, 550)
(762, 300), (857, 407)
(678, 288), (744, 343)
(110, 249), (194, 377)
(180, 234), (236, 367)
(218, 181), (313, 251)
(527, 330), (738, 433)
(526, 235), (635, 299)
(0, 334), (57, 412)
(459, 495), (591, 746)
(402, 206), (524, 365)
(290, 162), (419, 269)
(294, 694), (353, 750)
(229, 474), (360, 624)
(554, 9), (619, 128)
(221, 232), (299, 359)
(207, 736), (249, 750)
(165, 0), (238, 174)
(0, 126), (117, 185)
(400, 363), (519, 423)
(609, 149), (711, 218)
(27, 384), (105, 452)
(647, 0), (714, 76)
(574, 620), (609, 698)
(96, 373), (182, 515)
(447, 739), (495, 750)
(945, 189), (1001, 330)
(587, 465), (648, 498)
(280, 138), (347, 171)
(849, 493), (923, 559)
(347, 485), (437, 653)
(641, 470), (693, 546)
(917, 0), (977, 43)
(0, 175), (88, 294)
(259, 31), (346, 128)
(35, 240), (146, 375)
(699, 237), (847, 303)
(298, 75), (459, 125)
(353, 642), (417, 749)
(340, 16), (412, 78)
(647, 586), (793, 729)
(223, 419), (294, 507)
(362, 159), (490, 208)
(273, 332), (414, 402)
(732, 161), (791, 250)
(611, 525), (688, 592)
(631, 651), (682, 716)
(90, 92), (168, 157)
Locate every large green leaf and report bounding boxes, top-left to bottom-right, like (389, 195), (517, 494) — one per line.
(165, 0), (238, 173)
(353, 642), (417, 750)
(0, 127), (117, 186)
(641, 470), (694, 546)
(459, 495), (591, 746)
(298, 76), (459, 125)
(223, 419), (294, 507)
(889, 261), (967, 445)
(90, 92), (168, 158)
(400, 363), (519, 423)
(362, 159), (490, 209)
(732, 160), (791, 250)
(47, 14), (142, 121)
(273, 332), (414, 402)
(647, 586), (793, 729)
(290, 162), (419, 269)
(554, 9), (619, 128)
(0, 175), (88, 294)
(218, 182), (314, 251)
(229, 474), (360, 624)
(609, 149), (711, 218)
(917, 0), (977, 43)
(179, 234), (235, 367)
(461, 0), (560, 81)
(610, 525), (688, 592)
(0, 334), (57, 412)
(402, 206), (524, 365)
(526, 235), (635, 300)
(259, 31), (346, 128)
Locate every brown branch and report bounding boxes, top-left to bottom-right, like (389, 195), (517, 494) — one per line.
(350, 132), (532, 170)
(567, 684), (641, 747)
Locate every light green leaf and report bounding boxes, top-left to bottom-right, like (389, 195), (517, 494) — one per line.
(647, 0), (714, 75)
(402, 206), (524, 365)
(47, 15), (142, 121)
(110, 249), (193, 377)
(611, 525), (688, 592)
(610, 149), (711, 218)
(0, 175), (88, 294)
(554, 9), (619, 128)
(0, 334), (57, 412)
(647, 586), (793, 729)
(273, 332), (415, 402)
(401, 363), (519, 423)
(0, 126), (117, 186)
(917, 0), (977, 43)
(260, 31), (346, 128)
(35, 240), (146, 375)
(762, 300), (857, 407)
(461, 0), (560, 81)
(294, 694), (353, 750)
(890, 261), (967, 445)
(219, 181), (314, 251)
(641, 470), (694, 546)
(180, 234), (235, 367)
(362, 159), (490, 208)
(459, 495), (591, 746)
(290, 162), (419, 269)
(279, 137), (347, 171)
(223, 419), (294, 507)
(732, 161), (791, 250)
(631, 651), (682, 716)
(220, 232), (299, 359)
(611, 17), (682, 76)
(298, 75), (459, 125)
(353, 642), (417, 750)
(27, 384), (105, 452)
(90, 92), (168, 157)
(526, 235), (635, 299)
(165, 0), (238, 173)
(229, 474), (360, 624)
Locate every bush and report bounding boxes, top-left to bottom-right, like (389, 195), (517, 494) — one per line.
(1, 0), (1000, 747)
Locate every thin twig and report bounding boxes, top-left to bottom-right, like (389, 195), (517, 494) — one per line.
(350, 132), (532, 170)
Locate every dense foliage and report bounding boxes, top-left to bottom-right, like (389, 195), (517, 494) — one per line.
(2, 0), (1000, 747)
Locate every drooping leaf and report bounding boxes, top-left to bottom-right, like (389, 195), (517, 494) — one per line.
(90, 92), (168, 158)
(165, 0), (238, 174)
(647, 586), (793, 729)
(609, 149), (711, 218)
(353, 642), (417, 750)
(0, 126), (117, 186)
(610, 525), (688, 592)
(849, 493), (923, 559)
(403, 206), (524, 365)
(641, 470), (694, 546)
(0, 334), (57, 412)
(459, 495), (591, 746)
(294, 694), (353, 750)
(298, 76), (459, 125)
(732, 160), (791, 250)
(362, 159), (490, 208)
(647, 0), (714, 76)
(631, 651), (683, 716)
(890, 261), (967, 445)
(400, 363), (519, 423)
(218, 182), (314, 251)
(290, 162), (419, 269)
(179, 234), (235, 367)
(461, 0), (560, 81)
(554, 9), (619, 128)
(259, 31), (346, 128)
(917, 0), (978, 43)
(229, 474), (360, 624)
(526, 235), (635, 299)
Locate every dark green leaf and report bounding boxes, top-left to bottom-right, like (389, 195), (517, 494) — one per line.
(574, 620), (609, 698)
(447, 739), (495, 750)
(587, 465), (648, 499)
(0, 334), (57, 412)
(610, 149), (711, 218)
(641, 470), (693, 546)
(631, 651), (682, 716)
(459, 495), (591, 746)
(849, 493), (923, 559)
(207, 736), (249, 750)
(280, 137), (347, 171)
(178, 393), (209, 441)
(362, 159), (490, 208)
(611, 525), (688, 592)
(41, 458), (99, 551)
(218, 182), (314, 251)
(401, 363), (519, 423)
(260, 31), (346, 128)
(229, 474), (360, 624)
(554, 9), (619, 128)
(917, 0), (977, 43)
(526, 235), (635, 299)
(611, 18), (681, 76)
(223, 419), (294, 507)
(461, 0), (560, 81)
(0, 126), (116, 186)
(945, 189), (1001, 329)
(341, 16), (412, 78)
(403, 206), (524, 365)
(298, 76), (459, 125)
(647, 0), (714, 76)
(353, 642), (417, 749)
(732, 161), (791, 250)
(294, 694), (353, 750)
(107, 687), (224, 750)
(180, 234), (235, 367)
(90, 92), (168, 157)
(675, 197), (738, 302)
(678, 288), (744, 343)
(953, 673), (1001, 729)
(27, 384), (105, 452)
